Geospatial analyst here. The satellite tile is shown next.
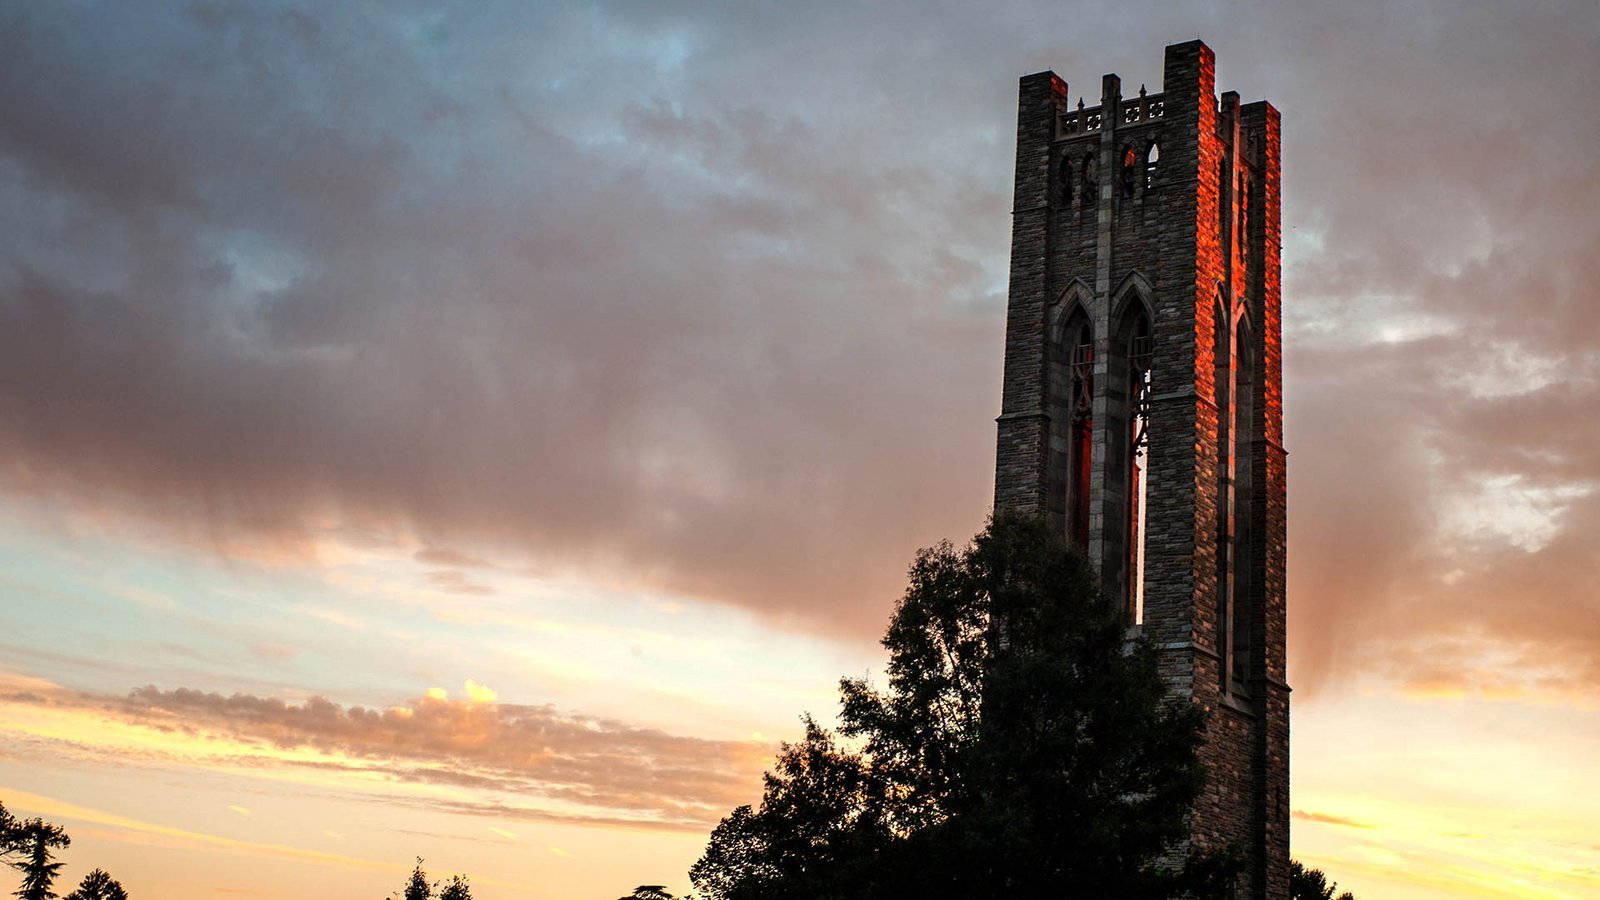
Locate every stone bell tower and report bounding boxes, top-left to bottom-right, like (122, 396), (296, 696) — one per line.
(993, 40), (1288, 897)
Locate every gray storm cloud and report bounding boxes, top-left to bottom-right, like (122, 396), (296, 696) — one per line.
(1, 1), (1597, 697)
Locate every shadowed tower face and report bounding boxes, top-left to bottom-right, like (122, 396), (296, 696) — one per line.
(993, 40), (1289, 898)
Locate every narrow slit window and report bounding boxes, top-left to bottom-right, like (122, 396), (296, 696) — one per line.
(1238, 175), (1250, 247)
(1144, 142), (1160, 190)
(1127, 310), (1153, 623)
(1069, 321), (1094, 549)
(1214, 301), (1233, 689)
(1081, 153), (1097, 221)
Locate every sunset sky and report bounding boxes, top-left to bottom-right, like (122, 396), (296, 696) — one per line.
(3, 1), (1599, 897)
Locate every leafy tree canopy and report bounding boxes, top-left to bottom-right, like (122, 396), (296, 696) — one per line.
(398, 858), (431, 900)
(1290, 860), (1355, 900)
(63, 869), (127, 900)
(691, 516), (1235, 899)
(437, 873), (472, 900)
(617, 886), (674, 900)
(390, 857), (474, 900)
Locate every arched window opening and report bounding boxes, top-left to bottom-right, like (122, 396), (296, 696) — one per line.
(1126, 307), (1153, 623)
(1213, 300), (1234, 690)
(1120, 145), (1138, 198)
(1104, 288), (1154, 624)
(1231, 316), (1256, 691)
(1144, 142), (1160, 190)
(1046, 302), (1094, 547)
(1058, 155), (1074, 210)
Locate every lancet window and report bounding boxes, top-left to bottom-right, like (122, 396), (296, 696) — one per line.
(1214, 300), (1234, 689)
(1048, 300), (1095, 549)
(1125, 306), (1153, 621)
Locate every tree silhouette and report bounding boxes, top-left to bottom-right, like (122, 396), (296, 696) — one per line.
(63, 869), (127, 900)
(436, 873), (471, 900)
(692, 516), (1237, 899)
(389, 858), (477, 900)
(398, 858), (431, 900)
(5, 816), (70, 900)
(617, 887), (674, 900)
(1290, 860), (1355, 900)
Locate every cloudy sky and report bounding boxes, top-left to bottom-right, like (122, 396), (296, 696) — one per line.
(3, 0), (1598, 896)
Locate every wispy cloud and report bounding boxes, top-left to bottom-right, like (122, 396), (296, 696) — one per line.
(1, 787), (397, 874)
(0, 674), (767, 831)
(1292, 809), (1374, 829)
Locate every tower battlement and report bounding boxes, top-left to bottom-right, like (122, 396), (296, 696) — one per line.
(994, 39), (1288, 898)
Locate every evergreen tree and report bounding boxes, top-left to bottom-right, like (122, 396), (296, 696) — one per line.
(63, 869), (127, 900)
(6, 818), (70, 900)
(692, 516), (1236, 899)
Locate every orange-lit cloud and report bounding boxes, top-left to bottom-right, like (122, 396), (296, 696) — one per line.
(0, 675), (769, 831)
(3, 2), (1600, 898)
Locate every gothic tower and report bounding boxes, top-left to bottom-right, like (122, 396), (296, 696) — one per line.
(993, 40), (1288, 897)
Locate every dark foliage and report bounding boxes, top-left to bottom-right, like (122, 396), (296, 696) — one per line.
(437, 873), (471, 900)
(62, 869), (127, 900)
(390, 857), (475, 900)
(616, 887), (674, 900)
(1, 803), (71, 900)
(691, 515), (1235, 899)
(1290, 860), (1355, 900)
(399, 858), (431, 900)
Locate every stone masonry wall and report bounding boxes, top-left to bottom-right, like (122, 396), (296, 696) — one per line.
(993, 39), (1287, 900)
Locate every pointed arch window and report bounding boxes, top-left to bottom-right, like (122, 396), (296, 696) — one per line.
(1214, 300), (1234, 690)
(1120, 145), (1139, 198)
(1047, 299), (1095, 548)
(1144, 142), (1160, 190)
(1126, 306), (1153, 621)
